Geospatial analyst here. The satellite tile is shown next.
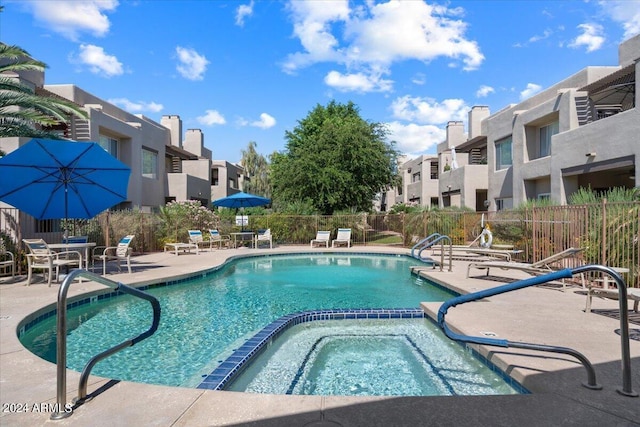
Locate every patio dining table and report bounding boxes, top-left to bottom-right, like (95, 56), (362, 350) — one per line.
(48, 242), (96, 270)
(230, 232), (255, 249)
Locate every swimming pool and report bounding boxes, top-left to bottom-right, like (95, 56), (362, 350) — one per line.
(226, 318), (522, 396)
(20, 254), (469, 390)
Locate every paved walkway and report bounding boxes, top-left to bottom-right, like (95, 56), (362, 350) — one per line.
(1, 246), (638, 426)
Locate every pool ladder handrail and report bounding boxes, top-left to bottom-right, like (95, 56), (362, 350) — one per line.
(437, 265), (637, 397)
(411, 233), (452, 272)
(51, 269), (162, 420)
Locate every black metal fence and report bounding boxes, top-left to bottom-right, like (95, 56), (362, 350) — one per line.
(2, 202), (638, 286)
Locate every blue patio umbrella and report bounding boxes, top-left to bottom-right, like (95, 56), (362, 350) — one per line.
(213, 191), (270, 209)
(0, 138), (130, 224)
(213, 191), (270, 230)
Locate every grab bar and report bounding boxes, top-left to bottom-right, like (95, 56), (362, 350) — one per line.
(51, 269), (161, 420)
(411, 233), (452, 272)
(437, 266), (637, 397)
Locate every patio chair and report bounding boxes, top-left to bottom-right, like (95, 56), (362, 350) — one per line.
(255, 229), (272, 249)
(93, 235), (135, 275)
(188, 230), (210, 251)
(209, 229), (231, 249)
(0, 240), (15, 278)
(22, 239), (82, 286)
(63, 235), (88, 244)
(586, 286), (640, 313)
(466, 247), (586, 289)
(310, 231), (331, 248)
(332, 228), (351, 248)
(432, 246), (523, 262)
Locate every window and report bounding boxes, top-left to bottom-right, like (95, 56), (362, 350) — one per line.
(495, 197), (513, 211)
(495, 136), (512, 170)
(212, 168), (219, 186)
(412, 171), (421, 183)
(430, 161), (439, 179)
(142, 148), (158, 179)
(538, 121), (558, 158)
(35, 218), (61, 233)
(98, 135), (118, 158)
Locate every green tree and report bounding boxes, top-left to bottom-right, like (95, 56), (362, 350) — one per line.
(270, 101), (398, 214)
(240, 141), (271, 198)
(0, 42), (88, 138)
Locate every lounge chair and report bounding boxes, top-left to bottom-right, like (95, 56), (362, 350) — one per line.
(332, 228), (351, 248)
(0, 240), (15, 278)
(188, 230), (211, 251)
(310, 231), (331, 248)
(467, 247), (586, 288)
(22, 239), (82, 286)
(586, 286), (640, 313)
(432, 246), (523, 262)
(209, 229), (231, 249)
(93, 235), (135, 275)
(63, 235), (88, 244)
(255, 229), (273, 249)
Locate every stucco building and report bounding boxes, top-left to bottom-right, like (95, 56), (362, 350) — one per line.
(387, 34), (638, 213)
(0, 71), (246, 215)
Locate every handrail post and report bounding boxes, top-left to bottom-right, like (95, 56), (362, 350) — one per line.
(51, 269), (161, 420)
(573, 265), (638, 397)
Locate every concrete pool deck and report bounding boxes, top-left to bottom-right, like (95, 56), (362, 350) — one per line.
(0, 246), (638, 426)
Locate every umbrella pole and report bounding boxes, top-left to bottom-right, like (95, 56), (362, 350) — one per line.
(63, 186), (69, 240)
(105, 210), (111, 247)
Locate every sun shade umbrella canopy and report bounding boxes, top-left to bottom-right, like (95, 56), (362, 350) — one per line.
(0, 138), (131, 221)
(213, 191), (270, 209)
(213, 191), (270, 231)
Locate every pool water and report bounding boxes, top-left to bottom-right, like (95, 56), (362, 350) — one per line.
(227, 319), (521, 396)
(20, 254), (455, 387)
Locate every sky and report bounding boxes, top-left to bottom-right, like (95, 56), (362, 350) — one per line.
(2, 0), (640, 164)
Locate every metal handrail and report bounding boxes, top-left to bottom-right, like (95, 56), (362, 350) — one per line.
(411, 233), (452, 272)
(51, 269), (161, 420)
(437, 266), (637, 397)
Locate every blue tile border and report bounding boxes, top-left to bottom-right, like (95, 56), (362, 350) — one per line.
(196, 309), (529, 395)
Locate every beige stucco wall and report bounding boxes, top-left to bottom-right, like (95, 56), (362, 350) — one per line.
(402, 155), (439, 206)
(44, 85), (169, 211)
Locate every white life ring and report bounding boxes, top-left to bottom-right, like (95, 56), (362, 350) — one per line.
(479, 226), (493, 248)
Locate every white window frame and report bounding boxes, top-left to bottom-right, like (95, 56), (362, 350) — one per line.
(538, 121), (558, 158)
(98, 135), (118, 158)
(495, 136), (512, 170)
(142, 148), (158, 179)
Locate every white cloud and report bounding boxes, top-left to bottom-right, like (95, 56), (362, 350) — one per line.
(598, 0), (640, 40)
(529, 29), (553, 43)
(21, 0), (118, 41)
(282, 0), (349, 73)
(569, 23), (605, 52)
(176, 47), (209, 81)
(250, 113), (276, 129)
(108, 98), (163, 113)
(324, 70), (393, 92)
(345, 2), (483, 70)
(411, 73), (426, 85)
(476, 85), (495, 98)
(76, 44), (123, 77)
(520, 83), (543, 100)
(236, 1), (254, 27)
(390, 96), (468, 125)
(283, 0), (483, 93)
(386, 121), (445, 155)
(197, 110), (226, 126)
